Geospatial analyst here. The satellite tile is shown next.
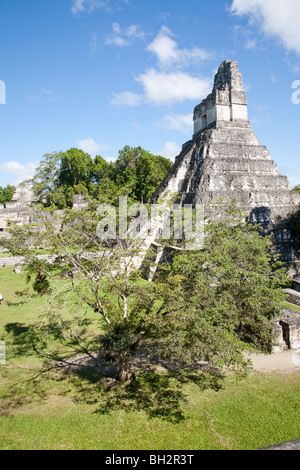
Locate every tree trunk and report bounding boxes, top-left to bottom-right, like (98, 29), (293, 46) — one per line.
(117, 351), (131, 382)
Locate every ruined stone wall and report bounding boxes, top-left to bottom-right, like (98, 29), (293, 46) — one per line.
(0, 186), (89, 235)
(0, 184), (37, 231)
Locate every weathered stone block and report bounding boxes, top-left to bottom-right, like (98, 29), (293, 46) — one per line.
(284, 288), (300, 307)
(273, 308), (300, 351)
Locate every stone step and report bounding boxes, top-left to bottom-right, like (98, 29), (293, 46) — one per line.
(210, 127), (260, 146)
(284, 288), (300, 307)
(208, 143), (272, 160)
(204, 157), (279, 175)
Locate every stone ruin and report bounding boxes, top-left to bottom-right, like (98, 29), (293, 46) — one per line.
(0, 186), (89, 238)
(273, 308), (300, 352)
(0, 186), (89, 266)
(0, 184), (37, 236)
(72, 194), (89, 210)
(151, 60), (300, 268)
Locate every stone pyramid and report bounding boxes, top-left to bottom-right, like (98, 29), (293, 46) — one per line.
(151, 60), (300, 264)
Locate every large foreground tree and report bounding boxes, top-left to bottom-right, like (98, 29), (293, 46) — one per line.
(167, 203), (287, 359)
(1, 201), (287, 382)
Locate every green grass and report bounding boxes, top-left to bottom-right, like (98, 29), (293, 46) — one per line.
(0, 267), (47, 323)
(0, 252), (12, 258)
(0, 367), (299, 450)
(283, 301), (300, 313)
(0, 266), (299, 450)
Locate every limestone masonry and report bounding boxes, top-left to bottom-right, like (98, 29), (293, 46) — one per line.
(151, 60), (300, 266)
(0, 184), (37, 234)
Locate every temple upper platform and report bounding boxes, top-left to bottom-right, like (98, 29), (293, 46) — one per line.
(193, 60), (248, 136)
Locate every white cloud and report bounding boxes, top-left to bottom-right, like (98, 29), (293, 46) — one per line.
(109, 26), (212, 108)
(104, 156), (117, 163)
(28, 86), (61, 103)
(137, 69), (211, 106)
(40, 87), (55, 96)
(71, 0), (86, 14)
(0, 161), (38, 184)
(156, 113), (193, 135)
(245, 38), (257, 50)
(147, 26), (211, 68)
(111, 70), (211, 107)
(110, 91), (143, 107)
(231, 0), (300, 56)
(112, 70), (211, 107)
(71, 0), (108, 15)
(89, 32), (99, 53)
(105, 22), (145, 47)
(77, 138), (102, 155)
(243, 81), (252, 93)
(270, 74), (277, 83)
(71, 0), (129, 15)
(158, 141), (181, 162)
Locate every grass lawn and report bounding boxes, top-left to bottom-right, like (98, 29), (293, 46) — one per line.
(0, 267), (299, 450)
(284, 301), (300, 313)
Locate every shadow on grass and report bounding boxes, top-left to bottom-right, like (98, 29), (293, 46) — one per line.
(4, 322), (45, 358)
(5, 289), (40, 307)
(1, 324), (225, 423)
(71, 363), (224, 423)
(0, 323), (48, 416)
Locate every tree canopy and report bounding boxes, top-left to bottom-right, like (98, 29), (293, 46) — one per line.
(30, 146), (172, 209)
(113, 146), (173, 203)
(0, 185), (16, 204)
(293, 184), (300, 194)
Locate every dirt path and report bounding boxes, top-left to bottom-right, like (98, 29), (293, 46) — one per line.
(246, 349), (300, 373)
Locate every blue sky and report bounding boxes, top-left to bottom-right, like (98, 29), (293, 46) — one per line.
(0, 0), (300, 188)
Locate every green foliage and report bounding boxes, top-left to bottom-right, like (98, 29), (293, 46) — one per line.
(113, 146), (172, 203)
(0, 185), (16, 204)
(51, 187), (67, 209)
(59, 148), (94, 188)
(74, 183), (88, 196)
(65, 186), (76, 207)
(29, 145), (172, 209)
(293, 184), (300, 194)
(32, 272), (51, 295)
(31, 152), (61, 205)
(100, 323), (139, 371)
(168, 202), (287, 355)
(93, 155), (111, 183)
